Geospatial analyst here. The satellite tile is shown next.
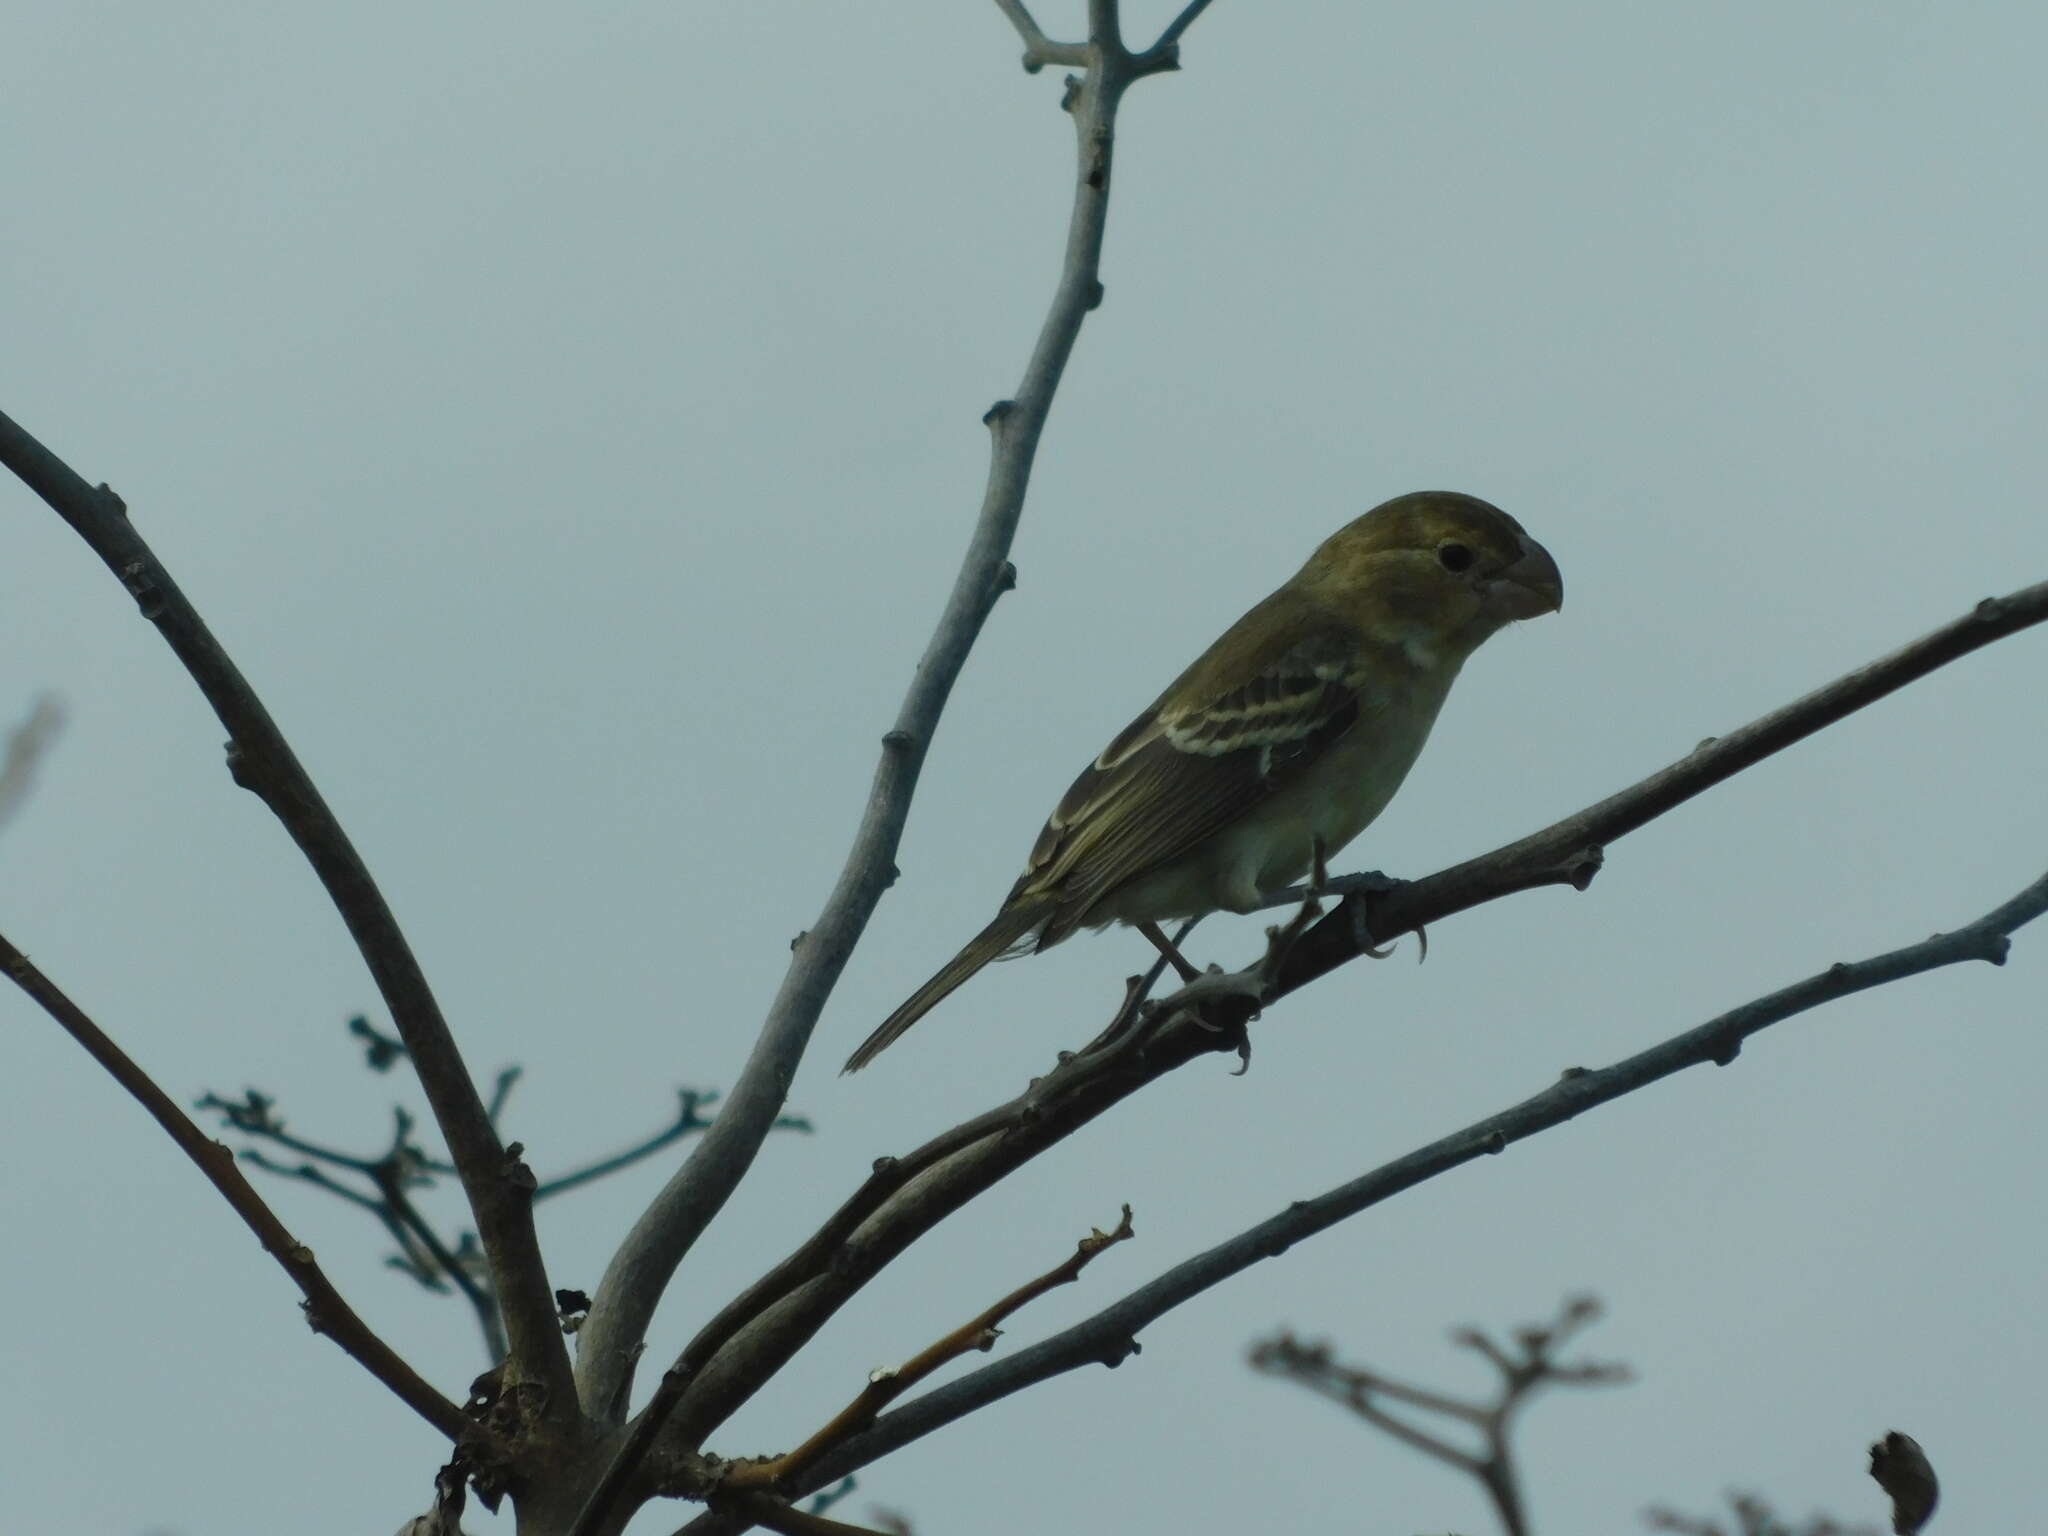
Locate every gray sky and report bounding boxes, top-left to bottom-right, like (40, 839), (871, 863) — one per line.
(5, 3), (2046, 1533)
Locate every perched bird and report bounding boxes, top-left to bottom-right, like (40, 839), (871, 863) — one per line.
(844, 490), (1561, 1073)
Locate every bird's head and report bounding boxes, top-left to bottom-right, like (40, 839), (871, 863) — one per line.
(1298, 490), (1562, 665)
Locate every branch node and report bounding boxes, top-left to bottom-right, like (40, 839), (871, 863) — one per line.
(881, 729), (915, 752)
(1481, 1129), (1507, 1154)
(499, 1145), (538, 1193)
(1568, 844), (1604, 890)
(1100, 1337), (1139, 1367)
(981, 398), (1015, 427)
(790, 930), (809, 952)
(1085, 279), (1105, 310)
(993, 561), (1018, 594)
(117, 558), (167, 618)
(96, 481), (129, 519)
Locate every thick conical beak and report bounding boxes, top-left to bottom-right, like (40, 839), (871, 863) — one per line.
(1495, 536), (1563, 618)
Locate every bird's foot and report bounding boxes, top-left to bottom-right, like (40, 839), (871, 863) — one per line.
(1312, 868), (1421, 961)
(1253, 864), (1401, 911)
(1150, 963), (1263, 1074)
(1252, 868), (1421, 959)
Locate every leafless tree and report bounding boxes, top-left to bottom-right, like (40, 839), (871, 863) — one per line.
(3, 5), (2040, 1534)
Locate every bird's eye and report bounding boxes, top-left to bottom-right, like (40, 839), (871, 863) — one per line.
(1437, 542), (1475, 573)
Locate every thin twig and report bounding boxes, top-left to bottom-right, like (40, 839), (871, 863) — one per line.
(376, 1160), (508, 1363)
(728, 1206), (1135, 1493)
(746, 867), (2047, 1502)
(1151, 0), (1217, 56)
(0, 931), (468, 1440)
(239, 1152), (391, 1213)
(198, 1089), (385, 1172)
(993, 0), (1088, 70)
(486, 1065), (522, 1125)
(534, 1090), (717, 1201)
(0, 407), (574, 1414)
(201, 1090), (503, 1346)
(719, 1493), (902, 1536)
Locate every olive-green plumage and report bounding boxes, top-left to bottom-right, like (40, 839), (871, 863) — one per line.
(844, 490), (1561, 1072)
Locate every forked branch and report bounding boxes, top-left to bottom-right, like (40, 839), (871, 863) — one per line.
(568, 0), (1223, 1450)
(717, 861), (2044, 1510)
(722, 1206), (1135, 1497)
(1249, 1297), (1629, 1536)
(0, 408), (574, 1414)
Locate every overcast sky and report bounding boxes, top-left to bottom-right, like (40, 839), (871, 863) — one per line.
(5, 3), (2046, 1533)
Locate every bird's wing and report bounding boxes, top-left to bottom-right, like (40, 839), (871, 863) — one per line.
(1017, 619), (1370, 940)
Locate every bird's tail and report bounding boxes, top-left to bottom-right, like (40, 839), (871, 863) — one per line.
(842, 903), (1046, 1073)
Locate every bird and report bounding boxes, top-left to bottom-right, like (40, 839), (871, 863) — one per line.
(843, 490), (1562, 1072)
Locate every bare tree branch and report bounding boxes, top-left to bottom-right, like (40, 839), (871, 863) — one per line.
(993, 0), (1088, 70)
(626, 583), (2048, 1507)
(1646, 1490), (1882, 1535)
(0, 408), (575, 1417)
(206, 1074), (795, 1365)
(559, 9), (1233, 1524)
(1248, 1297), (1629, 1536)
(720, 1493), (901, 1536)
(0, 930), (468, 1441)
(568, 0), (1214, 1447)
(1148, 0), (1218, 61)
(535, 1092), (807, 1202)
(1266, 582), (2048, 991)
(726, 1206), (1134, 1495)
(741, 865), (2045, 1505)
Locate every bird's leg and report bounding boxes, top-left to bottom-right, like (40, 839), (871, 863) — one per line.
(1240, 836), (1330, 993)
(1071, 917), (1209, 1069)
(1308, 834), (1333, 897)
(1131, 844), (1338, 1070)
(1136, 919), (1203, 983)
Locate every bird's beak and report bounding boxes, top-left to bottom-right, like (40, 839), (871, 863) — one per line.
(1493, 537), (1563, 618)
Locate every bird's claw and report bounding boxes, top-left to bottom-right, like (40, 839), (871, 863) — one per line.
(1332, 870), (1422, 961)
